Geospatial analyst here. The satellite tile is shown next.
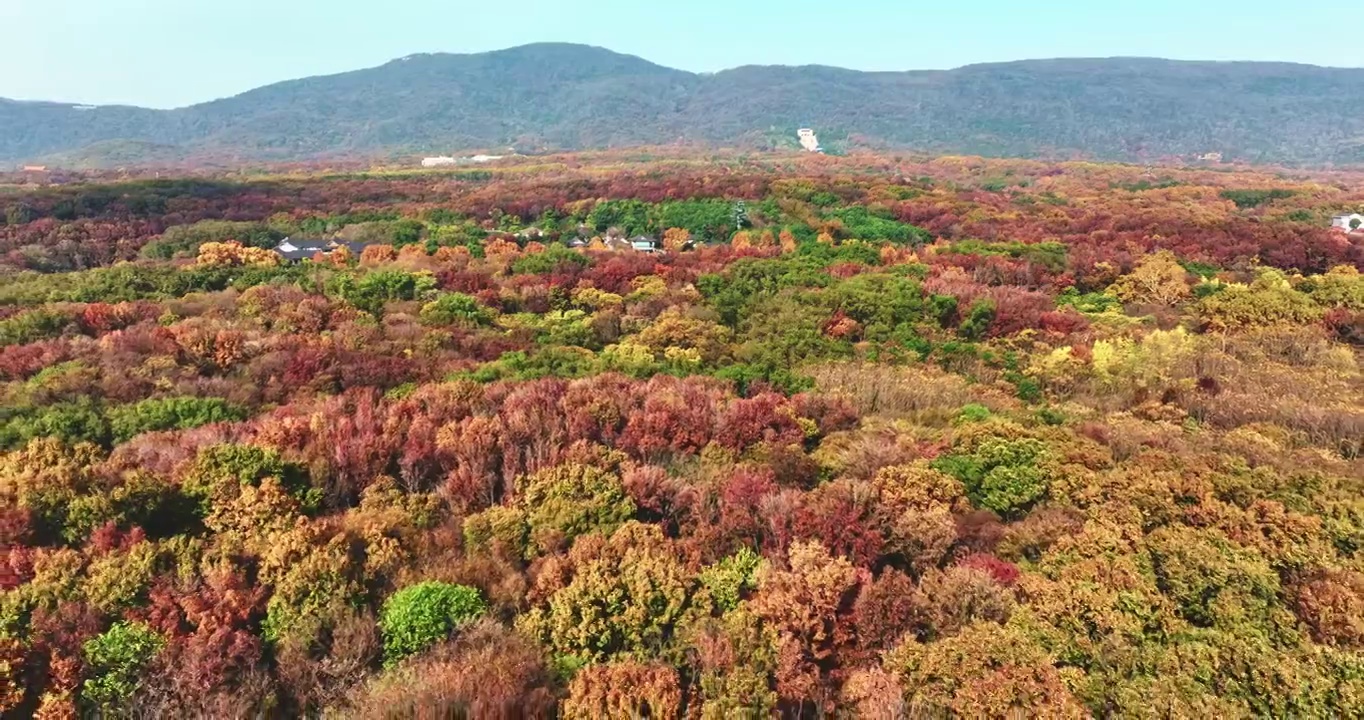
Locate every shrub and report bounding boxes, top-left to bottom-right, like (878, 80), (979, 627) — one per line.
(83, 622), (165, 712)
(1108, 250), (1191, 305)
(344, 622), (553, 718)
(520, 523), (693, 663)
(1220, 188), (1295, 209)
(462, 505), (529, 558)
(510, 245), (589, 275)
(1197, 271), (1323, 331)
(107, 396), (246, 443)
(562, 661), (683, 720)
(0, 399), (110, 449)
(329, 269), (436, 315)
(519, 463), (636, 554)
(379, 582), (488, 666)
(419, 292), (490, 326)
(958, 299), (996, 340)
(932, 437), (1053, 517)
(700, 547), (763, 611)
(957, 404), (993, 424)
(0, 308), (73, 348)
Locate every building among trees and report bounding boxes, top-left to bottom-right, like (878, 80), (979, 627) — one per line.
(273, 237), (371, 262)
(797, 128), (822, 153)
(1331, 213), (1364, 233)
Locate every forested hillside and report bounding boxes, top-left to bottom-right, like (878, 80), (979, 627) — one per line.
(2, 153), (1363, 717)
(6, 44), (1364, 166)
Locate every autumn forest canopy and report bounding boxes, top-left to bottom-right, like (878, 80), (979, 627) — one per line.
(2, 152), (1364, 718)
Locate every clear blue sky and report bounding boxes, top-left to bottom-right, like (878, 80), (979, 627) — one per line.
(3, 0), (1360, 108)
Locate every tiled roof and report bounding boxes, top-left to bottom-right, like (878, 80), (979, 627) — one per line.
(273, 237), (374, 260)
(276, 248), (322, 261)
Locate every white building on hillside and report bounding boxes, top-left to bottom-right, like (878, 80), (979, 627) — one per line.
(422, 155), (506, 167)
(796, 128), (822, 153)
(1332, 213), (1364, 233)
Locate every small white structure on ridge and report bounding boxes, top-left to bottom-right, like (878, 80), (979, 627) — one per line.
(421, 156), (458, 168)
(797, 128), (822, 153)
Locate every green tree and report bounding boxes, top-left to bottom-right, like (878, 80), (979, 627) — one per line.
(141, 219), (284, 259)
(1219, 188), (1295, 209)
(181, 443), (316, 515)
(107, 396), (246, 444)
(1301, 266), (1364, 310)
(829, 273), (927, 340)
(328, 269), (436, 315)
(520, 523), (695, 664)
(419, 292), (490, 326)
(700, 547), (763, 612)
(510, 245), (590, 275)
(0, 308), (73, 348)
(519, 463), (635, 554)
(825, 206), (931, 244)
(1197, 270), (1323, 330)
(656, 199), (735, 240)
(5, 202), (36, 226)
(1146, 525), (1283, 631)
(0, 399), (110, 450)
(931, 437), (1054, 517)
(958, 299), (996, 340)
(380, 582), (488, 666)
(82, 622), (165, 713)
(1109, 250), (1192, 305)
(588, 199), (653, 236)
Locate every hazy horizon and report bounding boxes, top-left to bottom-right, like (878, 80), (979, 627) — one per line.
(13, 43), (1364, 113)
(3, 0), (1361, 109)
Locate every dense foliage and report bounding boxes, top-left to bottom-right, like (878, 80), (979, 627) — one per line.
(379, 582), (487, 666)
(2, 153), (1363, 718)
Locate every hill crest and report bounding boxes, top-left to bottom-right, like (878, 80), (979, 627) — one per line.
(5, 43), (1364, 167)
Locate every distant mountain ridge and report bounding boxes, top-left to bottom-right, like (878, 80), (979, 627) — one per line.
(6, 42), (1364, 166)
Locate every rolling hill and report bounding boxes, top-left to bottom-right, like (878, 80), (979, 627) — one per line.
(6, 43), (1364, 166)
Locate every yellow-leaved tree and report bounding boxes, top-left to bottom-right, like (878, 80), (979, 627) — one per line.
(1108, 250), (1190, 305)
(196, 241), (279, 268)
(662, 227), (692, 252)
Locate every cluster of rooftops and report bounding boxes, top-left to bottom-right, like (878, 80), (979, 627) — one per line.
(566, 235), (676, 253)
(272, 237), (373, 261)
(271, 233), (679, 261)
(275, 212), (1360, 265)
